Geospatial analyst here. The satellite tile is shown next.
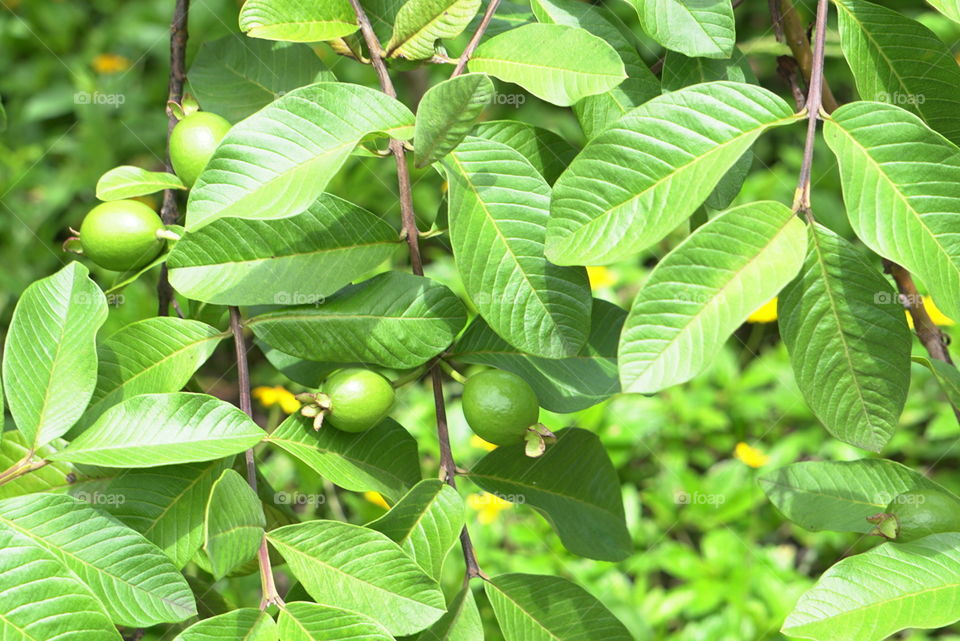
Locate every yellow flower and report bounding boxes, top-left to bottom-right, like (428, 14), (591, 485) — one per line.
(906, 297), (955, 329)
(470, 435), (497, 452)
(251, 386), (301, 413)
(467, 492), (511, 524)
(747, 298), (778, 323)
(586, 265), (616, 289)
(734, 442), (769, 468)
(92, 53), (130, 74)
(364, 491), (389, 510)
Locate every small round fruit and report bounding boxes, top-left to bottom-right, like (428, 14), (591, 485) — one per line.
(169, 111), (231, 187)
(79, 200), (165, 272)
(462, 369), (539, 445)
(324, 368), (395, 433)
(886, 489), (960, 542)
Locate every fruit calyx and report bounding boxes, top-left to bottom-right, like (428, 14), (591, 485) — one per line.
(297, 392), (332, 430)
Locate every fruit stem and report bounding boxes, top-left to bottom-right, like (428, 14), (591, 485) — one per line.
(229, 307), (285, 609)
(438, 359), (468, 385)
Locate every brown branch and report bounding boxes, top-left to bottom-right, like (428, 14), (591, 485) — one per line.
(157, 0), (190, 317)
(792, 0), (829, 219)
(229, 307), (284, 609)
(885, 263), (955, 365)
(451, 0), (501, 78)
(348, 0), (483, 580)
(774, 0), (838, 114)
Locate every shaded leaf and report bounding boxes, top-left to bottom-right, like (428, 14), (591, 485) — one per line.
(472, 120), (577, 184)
(204, 469), (266, 580)
(417, 585), (483, 641)
(414, 73), (494, 168)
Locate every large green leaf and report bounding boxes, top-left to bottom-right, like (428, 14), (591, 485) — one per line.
(783, 533), (960, 641)
(530, 0), (659, 140)
(278, 602), (394, 641)
(835, 0), (960, 146)
(239, 0), (358, 42)
(453, 298), (624, 413)
(627, 0), (735, 58)
(485, 574), (632, 641)
(759, 459), (948, 534)
(619, 201), (806, 394)
(170, 194), (399, 305)
(266, 414), (420, 502)
(472, 120), (577, 185)
(778, 224), (911, 451)
(367, 479), (464, 580)
(74, 317), (225, 433)
(824, 101), (960, 321)
(174, 608), (278, 641)
(928, 0), (960, 23)
(386, 0), (481, 59)
(467, 24), (626, 106)
(660, 49), (754, 92)
(0, 526), (121, 641)
(51, 393), (265, 468)
(416, 586), (482, 641)
(0, 493), (196, 626)
(0, 432), (115, 501)
(186, 83), (414, 229)
(546, 82), (799, 265)
(247, 271), (467, 369)
(204, 469), (266, 580)
(414, 73), (494, 168)
(267, 520), (446, 635)
(917, 356), (960, 413)
(3, 263), (107, 451)
(468, 428), (629, 561)
(95, 166), (185, 201)
(444, 136), (591, 358)
(104, 460), (230, 568)
(188, 34), (334, 122)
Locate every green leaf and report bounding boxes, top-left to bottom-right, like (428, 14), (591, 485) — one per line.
(444, 136), (591, 358)
(278, 602), (394, 641)
(467, 24), (627, 106)
(468, 428), (629, 561)
(0, 526), (121, 641)
(267, 414), (420, 502)
(51, 393), (265, 468)
(416, 585), (483, 641)
(74, 317), (225, 434)
(386, 0), (481, 59)
(414, 73), (494, 168)
(619, 201), (806, 394)
(472, 120), (577, 184)
(627, 0), (735, 58)
(0, 493), (196, 626)
(258, 341), (336, 388)
(783, 533), (960, 641)
(267, 521), (446, 635)
(103, 460), (230, 568)
(174, 608), (279, 641)
(188, 34), (334, 122)
(0, 431), (115, 501)
(485, 573), (632, 641)
(453, 298), (624, 413)
(204, 469), (266, 580)
(660, 49), (754, 91)
(3, 262), (108, 451)
(239, 0), (358, 42)
(916, 356), (960, 413)
(823, 100), (960, 321)
(170, 194), (399, 305)
(927, 0), (960, 23)
(247, 271), (467, 369)
(530, 0), (660, 140)
(186, 83), (414, 230)
(367, 479), (464, 579)
(759, 458), (949, 533)
(546, 82), (799, 265)
(835, 0), (960, 145)
(778, 224), (911, 451)
(95, 165), (185, 200)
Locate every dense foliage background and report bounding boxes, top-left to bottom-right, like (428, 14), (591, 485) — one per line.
(3, 0), (960, 638)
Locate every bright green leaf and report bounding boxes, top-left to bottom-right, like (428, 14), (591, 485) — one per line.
(204, 469), (266, 580)
(95, 166), (185, 201)
(386, 0), (482, 59)
(927, 0), (960, 23)
(239, 0), (358, 42)
(173, 608), (279, 641)
(278, 601), (394, 641)
(414, 73), (494, 168)
(627, 0), (735, 58)
(472, 120), (577, 184)
(416, 585), (483, 641)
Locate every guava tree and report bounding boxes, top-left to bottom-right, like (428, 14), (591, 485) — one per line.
(2, 0), (960, 639)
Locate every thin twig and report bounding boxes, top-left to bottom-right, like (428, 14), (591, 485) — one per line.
(451, 0), (502, 78)
(792, 0), (829, 220)
(157, 0), (190, 317)
(0, 458), (49, 487)
(229, 307), (284, 609)
(774, 0), (838, 114)
(348, 0), (483, 580)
